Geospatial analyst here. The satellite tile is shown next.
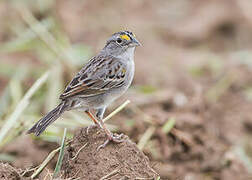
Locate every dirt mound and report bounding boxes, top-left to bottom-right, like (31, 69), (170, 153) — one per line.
(0, 163), (21, 180)
(62, 126), (158, 180)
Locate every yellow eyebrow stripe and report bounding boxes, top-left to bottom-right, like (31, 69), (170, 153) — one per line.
(120, 34), (130, 41)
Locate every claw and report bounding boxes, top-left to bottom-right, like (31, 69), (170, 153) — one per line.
(97, 139), (110, 151)
(86, 124), (97, 134)
(115, 133), (124, 140)
(97, 133), (125, 151)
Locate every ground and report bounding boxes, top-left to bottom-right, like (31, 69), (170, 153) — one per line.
(62, 126), (158, 179)
(1, 0), (252, 179)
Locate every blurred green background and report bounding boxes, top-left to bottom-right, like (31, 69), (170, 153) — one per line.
(1, 0), (252, 179)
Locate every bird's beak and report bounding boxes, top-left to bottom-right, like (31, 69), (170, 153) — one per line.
(131, 38), (142, 47)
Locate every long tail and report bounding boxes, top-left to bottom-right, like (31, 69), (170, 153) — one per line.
(27, 102), (66, 136)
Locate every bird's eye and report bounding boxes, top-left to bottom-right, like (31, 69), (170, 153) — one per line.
(116, 38), (122, 44)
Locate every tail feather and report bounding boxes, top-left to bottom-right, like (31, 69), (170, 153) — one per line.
(27, 102), (66, 136)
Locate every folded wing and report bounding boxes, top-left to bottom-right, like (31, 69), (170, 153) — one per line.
(59, 56), (126, 100)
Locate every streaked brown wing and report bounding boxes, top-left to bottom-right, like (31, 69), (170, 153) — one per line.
(59, 55), (126, 100)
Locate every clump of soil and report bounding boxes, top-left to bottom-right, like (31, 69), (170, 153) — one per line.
(0, 163), (21, 180)
(62, 126), (158, 179)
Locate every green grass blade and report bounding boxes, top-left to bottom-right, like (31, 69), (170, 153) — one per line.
(162, 117), (176, 134)
(53, 128), (67, 178)
(0, 153), (15, 162)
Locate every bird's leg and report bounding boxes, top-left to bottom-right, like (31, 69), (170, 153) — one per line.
(85, 110), (99, 125)
(97, 120), (124, 150)
(96, 108), (124, 150)
(85, 110), (102, 134)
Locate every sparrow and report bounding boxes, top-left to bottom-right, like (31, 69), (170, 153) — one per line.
(27, 30), (141, 148)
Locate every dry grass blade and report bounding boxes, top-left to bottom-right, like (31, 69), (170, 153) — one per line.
(15, 4), (77, 69)
(137, 126), (156, 150)
(0, 87), (10, 119)
(100, 169), (119, 180)
(0, 71), (50, 147)
(0, 18), (54, 53)
(31, 147), (60, 179)
(136, 177), (157, 180)
(15, 5), (62, 59)
(71, 143), (88, 161)
(103, 100), (130, 122)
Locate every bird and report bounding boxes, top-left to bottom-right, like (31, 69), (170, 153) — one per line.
(27, 30), (141, 148)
